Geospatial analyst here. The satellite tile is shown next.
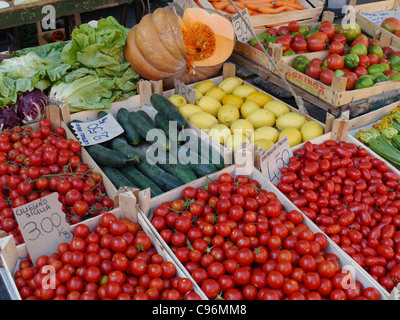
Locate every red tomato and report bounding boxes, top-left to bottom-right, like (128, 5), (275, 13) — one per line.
(307, 32), (327, 52)
(318, 22), (336, 39)
(329, 41), (345, 55)
(327, 54), (345, 70)
(367, 53), (379, 65)
(319, 69), (335, 85)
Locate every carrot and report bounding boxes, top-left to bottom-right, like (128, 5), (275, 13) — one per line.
(272, 0), (304, 9)
(246, 2), (273, 10)
(213, 1), (229, 10)
(234, 1), (247, 9)
(239, 0), (274, 3)
(257, 5), (287, 13)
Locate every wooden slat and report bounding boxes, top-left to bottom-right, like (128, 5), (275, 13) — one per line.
(0, 0), (133, 29)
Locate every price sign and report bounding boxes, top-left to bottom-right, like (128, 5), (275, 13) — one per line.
(174, 78), (196, 105)
(13, 193), (73, 265)
(70, 113), (124, 146)
(260, 135), (293, 185)
(231, 8), (253, 43)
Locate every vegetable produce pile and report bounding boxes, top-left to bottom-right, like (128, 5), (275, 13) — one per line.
(72, 94), (225, 197)
(276, 139), (400, 293)
(150, 172), (382, 300)
(355, 108), (400, 167)
(208, 0), (305, 15)
(173, 77), (324, 151)
(381, 17), (400, 38)
(124, 7), (234, 88)
(0, 120), (113, 245)
(0, 16), (140, 121)
(249, 20), (400, 90)
(13, 212), (200, 300)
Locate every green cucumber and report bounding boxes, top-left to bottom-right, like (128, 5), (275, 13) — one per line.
(116, 108), (141, 145)
(86, 144), (133, 168)
(176, 144), (218, 177)
(392, 134), (400, 151)
(97, 111), (109, 119)
(100, 166), (137, 189)
(154, 112), (181, 146)
(119, 166), (163, 197)
(180, 133), (225, 170)
(136, 110), (156, 127)
(150, 94), (185, 130)
(157, 154), (197, 184)
(368, 135), (400, 166)
(128, 111), (170, 151)
(137, 158), (183, 192)
(111, 137), (141, 165)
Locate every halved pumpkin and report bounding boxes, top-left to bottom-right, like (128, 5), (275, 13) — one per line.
(124, 7), (235, 87)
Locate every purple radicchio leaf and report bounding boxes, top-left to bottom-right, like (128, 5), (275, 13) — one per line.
(16, 89), (49, 125)
(0, 105), (20, 131)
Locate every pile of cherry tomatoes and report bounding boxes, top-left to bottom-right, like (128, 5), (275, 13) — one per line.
(277, 140), (400, 293)
(150, 172), (381, 300)
(0, 120), (113, 245)
(13, 212), (200, 300)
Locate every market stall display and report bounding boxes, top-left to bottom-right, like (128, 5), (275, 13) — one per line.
(0, 191), (205, 300)
(172, 0), (324, 28)
(124, 7), (235, 88)
(0, 113), (116, 248)
(139, 165), (387, 300)
(3, 0), (400, 302)
(167, 75), (325, 152)
(273, 132), (400, 296)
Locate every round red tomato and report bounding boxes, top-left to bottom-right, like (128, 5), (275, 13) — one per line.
(367, 53), (379, 65)
(353, 66), (368, 78)
(307, 32), (328, 52)
(319, 22), (336, 39)
(327, 54), (344, 70)
(291, 39), (307, 53)
(343, 71), (358, 90)
(320, 69), (335, 85)
(330, 34), (347, 45)
(329, 41), (345, 55)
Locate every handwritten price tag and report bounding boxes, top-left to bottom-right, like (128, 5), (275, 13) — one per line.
(70, 113), (124, 146)
(174, 78), (196, 105)
(260, 135), (293, 185)
(231, 8), (253, 43)
(13, 193), (73, 265)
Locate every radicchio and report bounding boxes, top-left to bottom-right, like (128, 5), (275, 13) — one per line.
(0, 105), (20, 131)
(16, 89), (49, 125)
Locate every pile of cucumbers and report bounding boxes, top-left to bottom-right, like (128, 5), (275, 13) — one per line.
(79, 94), (225, 197)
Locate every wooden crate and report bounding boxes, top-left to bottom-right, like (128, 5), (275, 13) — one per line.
(173, 0), (325, 28)
(355, 0), (400, 49)
(231, 13), (400, 114)
(138, 164), (390, 300)
(0, 191), (207, 300)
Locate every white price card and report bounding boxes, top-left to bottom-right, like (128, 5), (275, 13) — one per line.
(70, 113), (124, 146)
(231, 8), (253, 43)
(174, 78), (196, 105)
(260, 135), (293, 185)
(13, 193), (73, 265)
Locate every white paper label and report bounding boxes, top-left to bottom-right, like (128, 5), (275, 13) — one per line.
(13, 193), (73, 265)
(231, 8), (253, 43)
(70, 113), (124, 146)
(359, 8), (400, 26)
(174, 78), (196, 105)
(260, 136), (293, 185)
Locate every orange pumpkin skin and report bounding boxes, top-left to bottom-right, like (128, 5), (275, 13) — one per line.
(124, 7), (234, 88)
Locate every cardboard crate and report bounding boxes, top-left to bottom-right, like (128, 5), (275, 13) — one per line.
(137, 164), (390, 300)
(0, 191), (207, 300)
